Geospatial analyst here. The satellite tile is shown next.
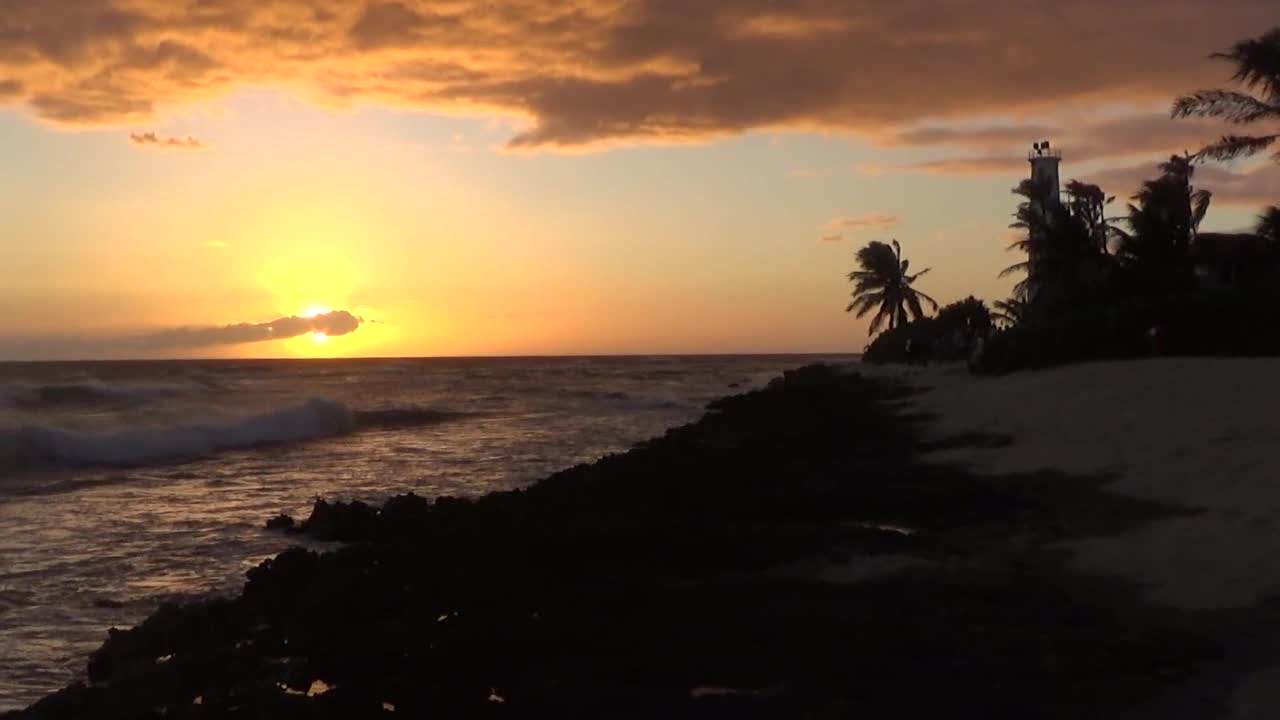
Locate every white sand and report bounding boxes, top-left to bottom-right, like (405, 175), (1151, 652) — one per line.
(866, 358), (1280, 611)
(865, 359), (1280, 716)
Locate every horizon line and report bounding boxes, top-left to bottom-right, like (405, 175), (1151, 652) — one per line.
(0, 351), (863, 365)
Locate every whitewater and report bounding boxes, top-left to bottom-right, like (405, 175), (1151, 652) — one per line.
(0, 355), (838, 710)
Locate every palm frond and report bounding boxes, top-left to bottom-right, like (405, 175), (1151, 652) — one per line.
(905, 293), (925, 322)
(914, 289), (939, 313)
(1197, 133), (1280, 162)
(846, 291), (885, 316)
(1173, 90), (1280, 123)
(867, 306), (891, 335)
(1212, 27), (1280, 103)
(1191, 189), (1213, 231)
(998, 261), (1029, 278)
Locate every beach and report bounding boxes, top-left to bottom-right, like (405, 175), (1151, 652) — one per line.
(15, 359), (1280, 718)
(873, 358), (1280, 611)
(892, 359), (1280, 717)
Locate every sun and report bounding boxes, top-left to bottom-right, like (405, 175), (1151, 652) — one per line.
(312, 332), (330, 345)
(303, 305), (332, 318)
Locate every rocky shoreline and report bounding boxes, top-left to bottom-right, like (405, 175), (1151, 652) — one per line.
(5, 365), (1249, 718)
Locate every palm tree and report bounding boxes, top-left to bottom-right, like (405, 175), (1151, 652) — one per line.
(846, 239), (938, 334)
(992, 297), (1031, 328)
(1001, 177), (1112, 305)
(1064, 180), (1120, 254)
(1113, 154), (1211, 294)
(1173, 27), (1280, 164)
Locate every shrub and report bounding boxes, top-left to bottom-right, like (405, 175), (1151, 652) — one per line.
(974, 290), (1280, 374)
(863, 297), (991, 365)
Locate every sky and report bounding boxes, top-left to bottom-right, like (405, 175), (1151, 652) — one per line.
(0, 0), (1277, 360)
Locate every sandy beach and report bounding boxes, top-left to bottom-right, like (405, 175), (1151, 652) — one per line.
(869, 358), (1280, 717)
(875, 358), (1280, 610)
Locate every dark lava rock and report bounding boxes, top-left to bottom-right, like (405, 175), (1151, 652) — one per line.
(264, 513), (296, 531)
(297, 499), (378, 542)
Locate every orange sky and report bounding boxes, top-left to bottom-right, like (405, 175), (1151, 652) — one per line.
(0, 1), (1275, 359)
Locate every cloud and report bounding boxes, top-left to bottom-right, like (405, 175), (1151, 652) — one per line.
(129, 131), (204, 149)
(0, 310), (366, 359)
(881, 156), (1029, 175)
(1083, 160), (1280, 207)
(877, 114), (1245, 175)
(819, 212), (900, 242)
(136, 310), (363, 349)
(823, 213), (901, 232)
(0, 1), (1271, 150)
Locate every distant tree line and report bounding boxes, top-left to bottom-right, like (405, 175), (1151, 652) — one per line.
(854, 26), (1280, 370)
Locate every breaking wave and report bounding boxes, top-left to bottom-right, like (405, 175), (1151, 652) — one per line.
(0, 400), (462, 472)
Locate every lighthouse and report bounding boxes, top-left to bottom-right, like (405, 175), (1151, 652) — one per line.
(1028, 140), (1062, 209)
(1024, 141), (1062, 298)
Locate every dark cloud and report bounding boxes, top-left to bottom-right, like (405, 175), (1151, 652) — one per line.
(0, 310), (365, 360)
(878, 114), (1245, 174)
(0, 1), (1271, 149)
(129, 131), (205, 149)
(137, 310), (363, 349)
(348, 2), (449, 50)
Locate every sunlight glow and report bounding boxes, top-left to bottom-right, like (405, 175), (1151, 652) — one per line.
(312, 332), (330, 344)
(303, 305), (332, 318)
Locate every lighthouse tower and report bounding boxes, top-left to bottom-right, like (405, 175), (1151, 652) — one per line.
(1028, 141), (1062, 209)
(1024, 141), (1062, 297)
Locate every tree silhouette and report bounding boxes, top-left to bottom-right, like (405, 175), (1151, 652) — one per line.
(1173, 27), (1280, 163)
(992, 298), (1031, 328)
(1064, 180), (1120, 255)
(1258, 206), (1280, 242)
(1113, 154), (1210, 294)
(846, 239), (938, 335)
(1001, 177), (1112, 306)
(936, 296), (992, 333)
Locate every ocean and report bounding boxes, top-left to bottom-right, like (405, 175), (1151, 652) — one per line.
(0, 354), (848, 710)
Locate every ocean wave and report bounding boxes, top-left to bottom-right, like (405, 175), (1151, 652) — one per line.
(0, 398), (355, 470)
(0, 399), (468, 473)
(0, 380), (203, 409)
